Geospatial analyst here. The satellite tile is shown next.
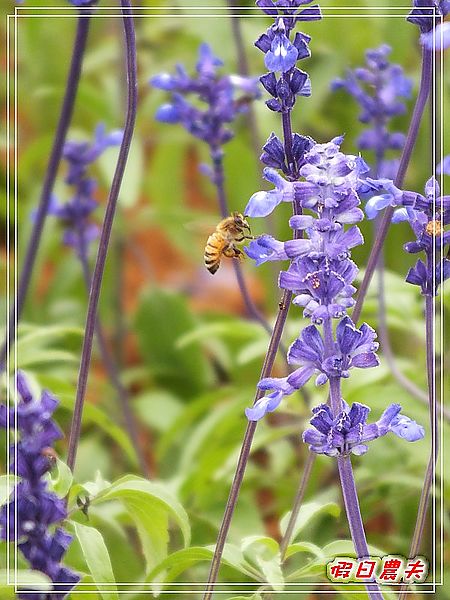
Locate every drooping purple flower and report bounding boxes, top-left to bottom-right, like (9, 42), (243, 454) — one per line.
(245, 168), (296, 217)
(0, 372), (79, 599)
(302, 401), (425, 456)
(151, 44), (260, 151)
(244, 235), (289, 265)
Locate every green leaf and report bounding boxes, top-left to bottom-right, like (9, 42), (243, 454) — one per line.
(241, 536), (284, 591)
(145, 545), (261, 585)
(134, 390), (182, 433)
(0, 476), (17, 505)
(134, 289), (211, 398)
(47, 457), (73, 497)
(72, 522), (118, 600)
(93, 476), (190, 573)
(280, 501), (341, 542)
(284, 542), (324, 561)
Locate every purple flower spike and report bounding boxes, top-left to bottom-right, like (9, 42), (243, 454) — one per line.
(0, 372), (79, 597)
(150, 44), (260, 149)
(303, 401), (424, 456)
(49, 125), (121, 258)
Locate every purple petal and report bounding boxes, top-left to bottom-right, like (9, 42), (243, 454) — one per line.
(351, 352), (379, 368)
(390, 415), (425, 441)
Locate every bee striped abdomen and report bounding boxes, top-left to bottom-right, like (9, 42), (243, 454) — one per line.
(204, 233), (225, 274)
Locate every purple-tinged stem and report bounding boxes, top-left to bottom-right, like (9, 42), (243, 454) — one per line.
(77, 235), (149, 478)
(67, 0), (137, 472)
(352, 47), (433, 323)
(398, 293), (437, 600)
(202, 110), (300, 600)
(0, 13), (91, 373)
(202, 290), (292, 600)
(213, 157), (273, 337)
(329, 378), (384, 600)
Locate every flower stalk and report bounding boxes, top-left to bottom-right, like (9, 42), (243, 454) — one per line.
(77, 243), (149, 477)
(0, 13), (92, 373)
(67, 0), (137, 471)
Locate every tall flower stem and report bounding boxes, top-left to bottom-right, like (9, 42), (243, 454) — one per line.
(77, 239), (149, 477)
(329, 377), (384, 600)
(202, 110), (299, 600)
(0, 13), (92, 372)
(202, 290), (292, 600)
(352, 47), (433, 323)
(398, 294), (437, 600)
(67, 1), (137, 472)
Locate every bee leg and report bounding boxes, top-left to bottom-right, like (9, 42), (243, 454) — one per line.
(233, 248), (246, 261)
(223, 247), (238, 258)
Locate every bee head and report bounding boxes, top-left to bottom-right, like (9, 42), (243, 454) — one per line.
(233, 212), (250, 231)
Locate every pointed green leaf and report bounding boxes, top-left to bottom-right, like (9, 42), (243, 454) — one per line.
(72, 522), (118, 600)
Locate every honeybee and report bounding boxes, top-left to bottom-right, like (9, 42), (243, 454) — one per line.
(204, 212), (253, 274)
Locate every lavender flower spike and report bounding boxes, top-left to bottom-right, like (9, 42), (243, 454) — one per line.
(48, 125), (123, 257)
(0, 372), (79, 598)
(332, 44), (412, 179)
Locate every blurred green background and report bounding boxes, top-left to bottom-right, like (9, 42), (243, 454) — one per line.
(1, 0), (449, 598)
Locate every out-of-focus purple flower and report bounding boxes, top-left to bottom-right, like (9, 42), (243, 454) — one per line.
(151, 44), (260, 150)
(302, 401), (425, 456)
(0, 372), (79, 599)
(437, 155), (450, 175)
(49, 125), (122, 258)
(69, 0), (97, 5)
(332, 45), (412, 180)
(63, 123), (123, 186)
(408, 0), (450, 33)
(421, 21), (450, 49)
